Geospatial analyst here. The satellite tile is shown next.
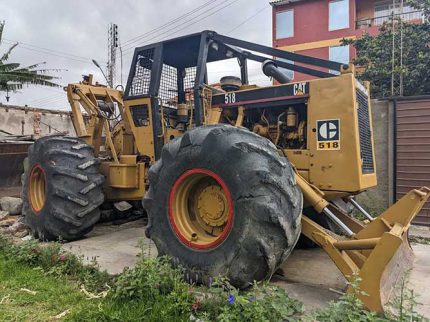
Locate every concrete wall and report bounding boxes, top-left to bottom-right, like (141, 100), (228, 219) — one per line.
(356, 99), (393, 215)
(0, 104), (75, 137)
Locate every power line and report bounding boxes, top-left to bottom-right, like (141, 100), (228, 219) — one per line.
(2, 39), (94, 64)
(30, 97), (66, 106)
(29, 94), (61, 103)
(155, 0), (243, 39)
(29, 95), (65, 105)
(122, 0), (242, 56)
(120, 0), (217, 49)
(226, 5), (270, 34)
(209, 67), (261, 75)
(121, 0), (229, 54)
(33, 86), (65, 94)
(3, 37), (104, 63)
(27, 101), (66, 109)
(28, 89), (66, 103)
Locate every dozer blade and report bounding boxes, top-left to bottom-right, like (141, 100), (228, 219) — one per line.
(301, 186), (430, 313)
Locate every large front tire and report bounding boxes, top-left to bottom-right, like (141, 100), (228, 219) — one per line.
(143, 125), (302, 288)
(22, 136), (105, 241)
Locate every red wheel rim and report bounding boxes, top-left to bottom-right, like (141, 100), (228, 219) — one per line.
(168, 168), (234, 250)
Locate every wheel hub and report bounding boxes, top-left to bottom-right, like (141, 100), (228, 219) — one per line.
(196, 185), (228, 227)
(168, 168), (234, 250)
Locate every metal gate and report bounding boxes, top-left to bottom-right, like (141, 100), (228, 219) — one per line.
(395, 97), (430, 226)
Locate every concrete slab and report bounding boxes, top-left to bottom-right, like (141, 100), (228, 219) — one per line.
(62, 221), (430, 316)
(408, 244), (430, 317)
(278, 248), (347, 291)
(271, 280), (341, 312)
(63, 219), (153, 274)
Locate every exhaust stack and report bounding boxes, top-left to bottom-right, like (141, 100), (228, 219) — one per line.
(262, 60), (291, 84)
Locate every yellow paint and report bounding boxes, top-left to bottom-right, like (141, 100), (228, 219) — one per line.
(109, 164), (138, 189)
(300, 182), (430, 313)
(28, 165), (46, 212)
(215, 74), (377, 194)
(99, 162), (147, 200)
(278, 36), (356, 52)
(123, 97), (156, 161)
(63, 57), (430, 316)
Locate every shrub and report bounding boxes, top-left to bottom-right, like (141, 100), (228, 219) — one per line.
(71, 257), (303, 322)
(111, 256), (194, 317)
(311, 276), (428, 322)
(70, 256), (194, 321)
(311, 280), (383, 322)
(195, 279), (303, 322)
(388, 276), (428, 322)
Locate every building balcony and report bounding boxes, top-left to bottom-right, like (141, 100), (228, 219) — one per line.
(356, 11), (424, 29)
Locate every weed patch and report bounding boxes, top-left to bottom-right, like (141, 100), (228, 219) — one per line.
(70, 256), (303, 322)
(0, 233), (112, 293)
(409, 235), (430, 245)
(0, 233), (428, 322)
(311, 277), (428, 322)
(194, 279), (303, 322)
(0, 255), (98, 321)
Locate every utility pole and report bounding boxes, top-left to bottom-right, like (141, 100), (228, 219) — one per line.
(391, 0), (405, 96)
(107, 23), (119, 87)
(399, 0), (404, 96)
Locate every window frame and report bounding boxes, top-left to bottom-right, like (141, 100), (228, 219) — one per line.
(328, 0), (350, 31)
(276, 58), (295, 80)
(275, 9), (294, 40)
(329, 45), (350, 74)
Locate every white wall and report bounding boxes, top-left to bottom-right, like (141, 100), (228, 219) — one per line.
(0, 104), (76, 136)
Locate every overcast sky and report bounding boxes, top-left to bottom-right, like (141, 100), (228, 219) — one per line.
(0, 0), (273, 110)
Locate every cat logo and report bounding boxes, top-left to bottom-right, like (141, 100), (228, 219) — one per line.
(293, 82), (307, 96)
(316, 119), (341, 150)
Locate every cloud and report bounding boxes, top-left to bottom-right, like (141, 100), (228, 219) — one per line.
(0, 0), (272, 110)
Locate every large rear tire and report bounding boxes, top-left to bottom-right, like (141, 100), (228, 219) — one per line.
(22, 135), (105, 241)
(143, 125), (302, 288)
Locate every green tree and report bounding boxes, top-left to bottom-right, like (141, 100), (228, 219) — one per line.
(407, 0), (430, 19)
(0, 21), (59, 97)
(343, 0), (430, 98)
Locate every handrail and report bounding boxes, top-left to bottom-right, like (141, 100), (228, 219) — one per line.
(356, 10), (424, 28)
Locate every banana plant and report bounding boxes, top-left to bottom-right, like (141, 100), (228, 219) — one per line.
(0, 21), (60, 98)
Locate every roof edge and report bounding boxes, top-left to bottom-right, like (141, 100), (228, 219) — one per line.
(270, 0), (304, 6)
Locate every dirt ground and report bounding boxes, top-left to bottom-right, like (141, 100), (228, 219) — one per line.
(63, 219), (430, 315)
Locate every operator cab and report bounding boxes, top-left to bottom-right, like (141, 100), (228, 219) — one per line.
(124, 30), (352, 160)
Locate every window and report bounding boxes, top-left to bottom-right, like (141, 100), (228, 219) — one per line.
(329, 45), (349, 74)
(329, 0), (349, 31)
(276, 58), (294, 80)
(276, 10), (294, 39)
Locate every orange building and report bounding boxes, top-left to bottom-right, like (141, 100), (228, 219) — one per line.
(271, 0), (424, 81)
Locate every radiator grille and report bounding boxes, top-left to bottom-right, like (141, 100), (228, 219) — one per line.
(356, 89), (374, 174)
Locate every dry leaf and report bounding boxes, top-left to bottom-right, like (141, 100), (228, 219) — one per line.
(20, 288), (37, 295)
(52, 309), (70, 320)
(0, 294), (10, 304)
